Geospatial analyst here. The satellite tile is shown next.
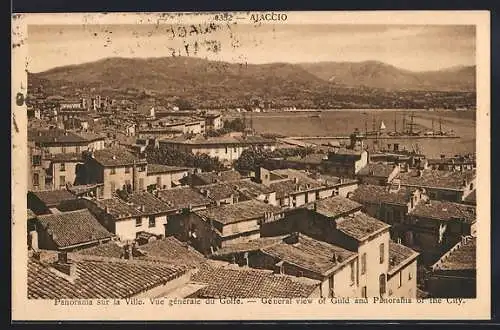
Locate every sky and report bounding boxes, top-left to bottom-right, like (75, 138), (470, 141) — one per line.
(27, 24), (476, 73)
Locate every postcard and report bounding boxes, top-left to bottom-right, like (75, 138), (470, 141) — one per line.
(11, 11), (490, 321)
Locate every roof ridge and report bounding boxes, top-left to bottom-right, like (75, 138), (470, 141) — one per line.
(38, 208), (90, 218)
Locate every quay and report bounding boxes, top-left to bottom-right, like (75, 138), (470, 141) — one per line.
(287, 135), (461, 140)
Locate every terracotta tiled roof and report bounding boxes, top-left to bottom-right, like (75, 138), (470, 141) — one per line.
(79, 237), (207, 268)
(313, 196), (363, 218)
(28, 129), (88, 144)
(147, 164), (189, 175)
(44, 152), (83, 163)
(388, 241), (419, 275)
(193, 170), (242, 185)
(409, 200), (476, 224)
(335, 212), (390, 241)
(120, 191), (174, 214)
(157, 187), (211, 210)
(271, 169), (323, 186)
(195, 199), (282, 225)
(28, 253), (187, 299)
(358, 163), (397, 178)
(433, 237), (476, 271)
(350, 184), (418, 206)
(269, 178), (323, 199)
(92, 147), (146, 167)
(190, 264), (319, 298)
(37, 209), (115, 249)
(230, 179), (274, 197)
(261, 234), (357, 276)
(94, 197), (143, 219)
(195, 182), (236, 202)
(211, 236), (288, 256)
(398, 169), (475, 190)
(30, 189), (77, 208)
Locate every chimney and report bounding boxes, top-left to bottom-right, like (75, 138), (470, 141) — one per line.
(124, 243), (133, 260)
(52, 251), (77, 278)
(140, 205), (146, 212)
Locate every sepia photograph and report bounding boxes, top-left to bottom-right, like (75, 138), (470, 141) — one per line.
(11, 11), (490, 320)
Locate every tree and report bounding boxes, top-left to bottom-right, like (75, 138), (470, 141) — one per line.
(173, 98), (194, 110)
(234, 147), (316, 172)
(223, 118), (245, 132)
(145, 145), (226, 172)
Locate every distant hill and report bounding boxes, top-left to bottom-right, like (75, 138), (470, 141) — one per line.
(298, 61), (476, 91)
(31, 56), (328, 99)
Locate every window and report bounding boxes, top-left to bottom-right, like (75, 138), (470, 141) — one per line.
(361, 253), (367, 275)
(469, 183), (473, 190)
(135, 217), (142, 227)
(32, 155), (41, 166)
(139, 178), (145, 190)
(361, 286), (367, 298)
(350, 262), (355, 286)
(125, 167), (130, 173)
(156, 176), (161, 187)
(110, 181), (116, 193)
(225, 147), (228, 154)
(149, 216), (156, 228)
(59, 175), (66, 187)
(60, 163), (65, 172)
(33, 173), (39, 186)
(379, 274), (386, 296)
(398, 271), (402, 288)
(61, 146), (66, 153)
(76, 146), (81, 153)
(110, 168), (116, 175)
(328, 276), (334, 298)
(408, 271), (413, 281)
(379, 243), (385, 264)
(234, 147), (237, 152)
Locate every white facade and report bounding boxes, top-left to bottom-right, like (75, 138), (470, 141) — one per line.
(114, 214), (168, 241)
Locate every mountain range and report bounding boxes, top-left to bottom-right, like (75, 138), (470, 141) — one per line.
(30, 57), (476, 101)
(298, 61), (475, 91)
